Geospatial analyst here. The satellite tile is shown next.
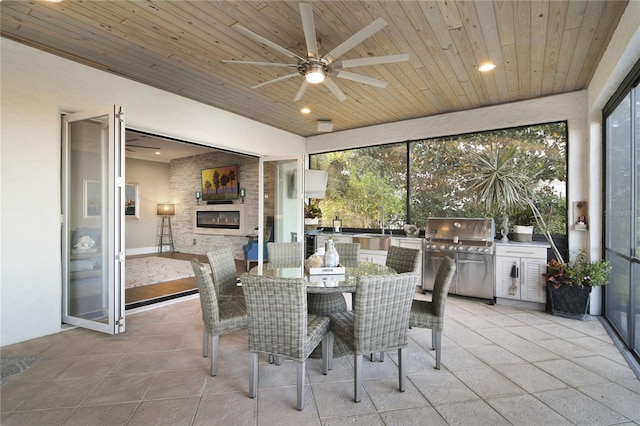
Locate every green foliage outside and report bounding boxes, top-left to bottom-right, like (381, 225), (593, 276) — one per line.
(310, 122), (567, 235)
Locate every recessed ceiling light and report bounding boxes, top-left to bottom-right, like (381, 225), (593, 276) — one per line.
(301, 107), (311, 114)
(155, 151), (161, 155)
(478, 63), (496, 72)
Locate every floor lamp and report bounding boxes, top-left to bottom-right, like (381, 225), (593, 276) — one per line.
(157, 203), (175, 253)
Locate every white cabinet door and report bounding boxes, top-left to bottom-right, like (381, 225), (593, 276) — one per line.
(495, 256), (521, 300)
(521, 258), (547, 303)
(316, 234), (351, 251)
(495, 245), (548, 304)
(359, 250), (387, 265)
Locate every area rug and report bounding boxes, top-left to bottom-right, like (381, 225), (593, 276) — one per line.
(126, 257), (210, 288)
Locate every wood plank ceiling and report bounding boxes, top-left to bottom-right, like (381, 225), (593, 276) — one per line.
(0, 1), (628, 137)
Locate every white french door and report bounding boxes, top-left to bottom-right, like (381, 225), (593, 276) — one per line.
(61, 106), (126, 334)
(256, 156), (304, 273)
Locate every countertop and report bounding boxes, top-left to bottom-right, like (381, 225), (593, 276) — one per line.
(495, 239), (550, 248)
(308, 230), (423, 239)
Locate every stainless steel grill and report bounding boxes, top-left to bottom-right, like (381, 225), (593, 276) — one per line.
(422, 217), (495, 303)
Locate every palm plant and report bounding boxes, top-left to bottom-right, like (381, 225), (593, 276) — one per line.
(465, 146), (564, 263)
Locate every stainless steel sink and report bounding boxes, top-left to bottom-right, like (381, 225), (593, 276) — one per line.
(352, 234), (391, 250)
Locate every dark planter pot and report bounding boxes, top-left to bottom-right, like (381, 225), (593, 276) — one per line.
(546, 281), (592, 320)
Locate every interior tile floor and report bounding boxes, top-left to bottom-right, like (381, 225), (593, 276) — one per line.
(2, 291), (639, 425)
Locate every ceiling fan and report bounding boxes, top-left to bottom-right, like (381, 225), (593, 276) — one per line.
(223, 3), (409, 102)
(125, 143), (161, 153)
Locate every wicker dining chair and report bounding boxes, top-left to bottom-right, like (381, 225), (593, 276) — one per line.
(191, 259), (248, 377)
(327, 272), (419, 402)
(409, 256), (456, 369)
(206, 247), (244, 301)
(241, 273), (331, 411)
(385, 245), (421, 273)
(334, 242), (360, 267)
(266, 242), (303, 268)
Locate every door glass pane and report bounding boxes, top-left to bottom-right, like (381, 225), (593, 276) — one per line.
(636, 91), (640, 256)
(64, 116), (112, 325)
(62, 106), (125, 334)
(259, 158), (303, 269)
(605, 93), (632, 255)
(605, 253), (630, 340)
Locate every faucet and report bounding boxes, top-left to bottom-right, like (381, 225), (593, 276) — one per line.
(379, 207), (385, 235)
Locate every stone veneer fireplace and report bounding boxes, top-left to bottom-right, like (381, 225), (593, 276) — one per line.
(193, 204), (246, 236)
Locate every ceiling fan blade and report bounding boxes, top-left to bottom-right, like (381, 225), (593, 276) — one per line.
(231, 23), (305, 62)
(294, 80), (309, 101)
(299, 3), (319, 60)
(323, 17), (387, 63)
(322, 77), (347, 102)
(333, 70), (388, 88)
(334, 53), (410, 69)
(252, 72), (300, 89)
(126, 144), (161, 150)
(222, 60), (297, 68)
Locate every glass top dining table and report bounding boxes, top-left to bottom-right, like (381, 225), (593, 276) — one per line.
(249, 262), (396, 293)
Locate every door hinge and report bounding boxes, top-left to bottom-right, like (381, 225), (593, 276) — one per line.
(116, 317), (125, 332)
(116, 176), (124, 187)
(118, 252), (125, 262)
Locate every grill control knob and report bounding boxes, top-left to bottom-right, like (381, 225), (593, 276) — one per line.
(467, 247), (474, 252)
(430, 244), (437, 249)
(458, 246), (465, 251)
(439, 245), (446, 250)
(448, 245), (456, 251)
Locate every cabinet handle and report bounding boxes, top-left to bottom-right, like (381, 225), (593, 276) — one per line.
(503, 250), (537, 255)
(510, 264), (518, 278)
(458, 259), (483, 264)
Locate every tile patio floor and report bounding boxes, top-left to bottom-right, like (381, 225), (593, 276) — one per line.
(1, 292), (639, 425)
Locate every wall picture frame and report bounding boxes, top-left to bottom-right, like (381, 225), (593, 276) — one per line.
(125, 183), (139, 218)
(83, 179), (101, 219)
(201, 165), (239, 202)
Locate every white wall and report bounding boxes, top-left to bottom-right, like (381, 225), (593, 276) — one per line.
(125, 158), (170, 254)
(0, 38), (303, 347)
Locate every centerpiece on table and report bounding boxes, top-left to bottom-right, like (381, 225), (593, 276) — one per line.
(544, 250), (611, 320)
(304, 199), (323, 230)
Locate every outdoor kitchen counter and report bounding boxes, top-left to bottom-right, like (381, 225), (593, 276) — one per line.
(495, 239), (550, 308)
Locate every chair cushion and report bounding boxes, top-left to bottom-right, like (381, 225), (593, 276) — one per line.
(216, 298), (249, 334)
(328, 311), (355, 349)
(304, 315), (330, 357)
(219, 285), (244, 301)
(409, 299), (443, 330)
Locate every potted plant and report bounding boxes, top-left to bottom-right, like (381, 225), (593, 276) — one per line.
(544, 250), (611, 320)
(464, 146), (564, 263)
(510, 206), (535, 241)
(304, 199), (323, 229)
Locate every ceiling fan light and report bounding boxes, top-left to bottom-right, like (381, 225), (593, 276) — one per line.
(305, 63), (325, 84)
